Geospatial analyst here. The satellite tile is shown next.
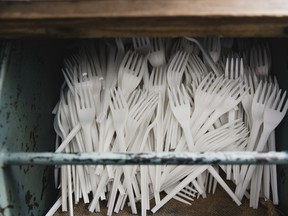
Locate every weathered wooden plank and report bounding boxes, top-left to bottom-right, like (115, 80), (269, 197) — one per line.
(1, 0), (288, 19)
(1, 17), (288, 37)
(1, 0), (288, 37)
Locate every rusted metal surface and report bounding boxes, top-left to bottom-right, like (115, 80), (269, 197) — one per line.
(0, 40), (63, 216)
(2, 151), (288, 166)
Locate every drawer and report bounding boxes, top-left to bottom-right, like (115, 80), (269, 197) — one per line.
(0, 1), (288, 215)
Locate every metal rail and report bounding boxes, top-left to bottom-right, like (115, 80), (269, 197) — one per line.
(1, 151), (288, 166)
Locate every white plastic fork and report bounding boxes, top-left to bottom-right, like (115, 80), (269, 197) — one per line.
(185, 54), (207, 86)
(126, 92), (159, 147)
(153, 165), (241, 213)
(165, 52), (189, 150)
(163, 120), (248, 188)
(160, 121), (247, 211)
(236, 81), (272, 195)
(223, 56), (244, 125)
(118, 51), (147, 97)
(97, 45), (121, 123)
(244, 81), (272, 152)
(254, 88), (287, 208)
(127, 89), (146, 110)
(148, 38), (166, 67)
(200, 79), (246, 131)
(167, 51), (189, 88)
(144, 67), (166, 203)
(225, 57), (244, 80)
(109, 88), (137, 214)
(168, 85), (194, 151)
(54, 89), (73, 214)
(164, 182), (197, 205)
(184, 37), (220, 76)
(181, 37), (200, 55)
(191, 75), (235, 134)
(146, 66), (166, 96)
(81, 57), (103, 116)
(242, 72), (258, 129)
(168, 39), (182, 58)
(74, 71), (99, 200)
(250, 45), (270, 76)
(132, 37), (151, 55)
(74, 74), (96, 153)
(204, 37), (221, 63)
(237, 87), (288, 200)
(66, 90), (89, 204)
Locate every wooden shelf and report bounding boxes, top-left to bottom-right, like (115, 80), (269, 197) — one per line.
(1, 0), (288, 37)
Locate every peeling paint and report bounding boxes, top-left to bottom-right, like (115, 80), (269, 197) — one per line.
(2, 151), (288, 166)
(25, 190), (39, 213)
(0, 205), (14, 214)
(40, 167), (49, 200)
(6, 112), (10, 121)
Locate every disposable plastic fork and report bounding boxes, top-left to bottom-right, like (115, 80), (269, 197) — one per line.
(204, 37), (221, 63)
(190, 74), (234, 134)
(74, 73), (96, 153)
(164, 182), (197, 205)
(225, 57), (244, 79)
(133, 37), (151, 55)
(153, 165), (241, 213)
(185, 54), (207, 86)
(73, 71), (99, 200)
(118, 51), (147, 97)
(194, 79), (246, 139)
(148, 38), (166, 67)
(126, 92), (159, 146)
(109, 88), (137, 214)
(167, 51), (189, 88)
(244, 81), (272, 152)
(144, 67), (166, 203)
(237, 87), (288, 200)
(250, 45), (270, 76)
(168, 85), (194, 151)
(162, 120), (248, 188)
(145, 66), (166, 96)
(97, 45), (121, 123)
(181, 37), (200, 55)
(242, 72), (258, 129)
(237, 82), (273, 194)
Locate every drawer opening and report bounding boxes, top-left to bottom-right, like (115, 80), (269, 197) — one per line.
(0, 38), (287, 216)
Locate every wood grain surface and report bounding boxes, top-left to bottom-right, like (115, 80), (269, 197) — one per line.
(1, 0), (288, 37)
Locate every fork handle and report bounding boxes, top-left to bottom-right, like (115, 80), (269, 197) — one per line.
(56, 123), (81, 153)
(151, 166), (209, 213)
(97, 89), (110, 123)
(268, 131), (279, 204)
(208, 166), (241, 206)
(184, 37), (220, 76)
(82, 125), (94, 152)
(237, 127), (271, 200)
(115, 129), (137, 214)
(183, 127), (195, 151)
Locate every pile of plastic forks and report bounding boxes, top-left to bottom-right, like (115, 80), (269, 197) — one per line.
(48, 37), (288, 216)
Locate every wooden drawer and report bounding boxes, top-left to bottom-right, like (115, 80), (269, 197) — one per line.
(1, 0), (288, 37)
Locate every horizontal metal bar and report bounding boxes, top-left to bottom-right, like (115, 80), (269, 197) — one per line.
(1, 151), (288, 166)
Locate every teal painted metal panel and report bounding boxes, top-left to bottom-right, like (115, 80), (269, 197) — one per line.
(0, 39), (287, 216)
(269, 39), (288, 216)
(0, 40), (64, 216)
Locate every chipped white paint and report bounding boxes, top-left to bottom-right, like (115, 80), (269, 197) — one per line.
(1, 151), (288, 166)
(0, 42), (11, 98)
